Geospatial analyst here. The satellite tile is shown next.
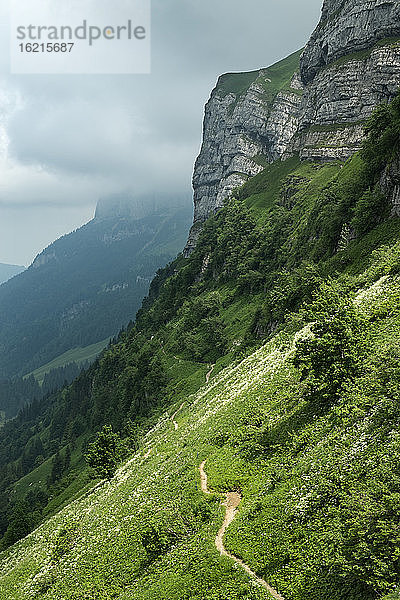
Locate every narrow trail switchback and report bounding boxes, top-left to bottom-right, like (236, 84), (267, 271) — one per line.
(170, 402), (185, 430)
(199, 461), (285, 600)
(206, 364), (215, 384)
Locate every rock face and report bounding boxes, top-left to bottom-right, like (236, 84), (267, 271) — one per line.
(301, 0), (400, 84)
(381, 156), (400, 216)
(293, 0), (400, 161)
(185, 0), (400, 253)
(292, 42), (400, 161)
(184, 52), (304, 254)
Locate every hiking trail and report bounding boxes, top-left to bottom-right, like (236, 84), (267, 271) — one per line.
(199, 460), (285, 600)
(144, 369), (283, 598)
(206, 364), (215, 384)
(170, 402), (185, 430)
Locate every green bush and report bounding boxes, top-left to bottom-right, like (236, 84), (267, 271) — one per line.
(351, 188), (390, 236)
(293, 280), (364, 405)
(85, 425), (124, 480)
(51, 521), (80, 562)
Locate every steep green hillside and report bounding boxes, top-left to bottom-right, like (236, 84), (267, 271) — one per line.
(0, 96), (400, 599)
(28, 338), (110, 385)
(1, 253), (400, 599)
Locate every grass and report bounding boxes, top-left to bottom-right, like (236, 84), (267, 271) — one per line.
(215, 49), (303, 116)
(1, 252), (400, 598)
(326, 37), (400, 71)
(240, 155), (343, 226)
(27, 338), (111, 384)
(216, 70), (260, 98)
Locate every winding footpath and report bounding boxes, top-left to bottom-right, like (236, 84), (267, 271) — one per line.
(199, 461), (285, 600)
(147, 365), (283, 598)
(171, 402), (186, 430)
(206, 363), (215, 384)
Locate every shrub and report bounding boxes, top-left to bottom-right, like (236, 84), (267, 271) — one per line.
(293, 280), (365, 405)
(52, 521), (80, 562)
(85, 425), (123, 480)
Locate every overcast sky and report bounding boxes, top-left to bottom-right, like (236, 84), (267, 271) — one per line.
(0, 0), (322, 266)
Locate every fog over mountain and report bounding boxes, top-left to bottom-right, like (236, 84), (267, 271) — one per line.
(0, 192), (192, 380)
(0, 0), (321, 265)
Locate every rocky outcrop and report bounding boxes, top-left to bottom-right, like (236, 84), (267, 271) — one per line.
(292, 39), (400, 161)
(185, 53), (303, 254)
(380, 156), (400, 216)
(185, 0), (400, 253)
(301, 0), (400, 84)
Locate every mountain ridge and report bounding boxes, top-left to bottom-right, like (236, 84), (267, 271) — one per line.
(0, 194), (192, 384)
(0, 263), (25, 285)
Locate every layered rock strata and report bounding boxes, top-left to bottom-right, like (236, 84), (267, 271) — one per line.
(185, 54), (303, 254)
(185, 0), (400, 253)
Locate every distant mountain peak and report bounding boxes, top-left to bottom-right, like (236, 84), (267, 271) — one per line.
(0, 263), (25, 285)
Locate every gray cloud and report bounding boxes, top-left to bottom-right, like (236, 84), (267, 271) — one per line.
(0, 0), (322, 264)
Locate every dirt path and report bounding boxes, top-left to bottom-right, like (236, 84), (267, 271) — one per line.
(199, 461), (285, 600)
(171, 402), (185, 430)
(206, 364), (215, 384)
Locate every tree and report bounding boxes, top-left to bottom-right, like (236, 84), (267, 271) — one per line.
(351, 188), (389, 237)
(85, 425), (123, 480)
(293, 280), (364, 405)
(49, 451), (64, 484)
(1, 500), (35, 548)
(64, 445), (71, 471)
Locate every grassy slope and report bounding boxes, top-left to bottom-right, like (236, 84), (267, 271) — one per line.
(216, 49), (303, 99)
(215, 49), (303, 123)
(27, 338), (111, 384)
(0, 249), (399, 599)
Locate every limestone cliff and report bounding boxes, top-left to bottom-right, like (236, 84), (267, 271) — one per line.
(293, 0), (400, 161)
(185, 51), (303, 254)
(185, 0), (400, 254)
(300, 0), (400, 84)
